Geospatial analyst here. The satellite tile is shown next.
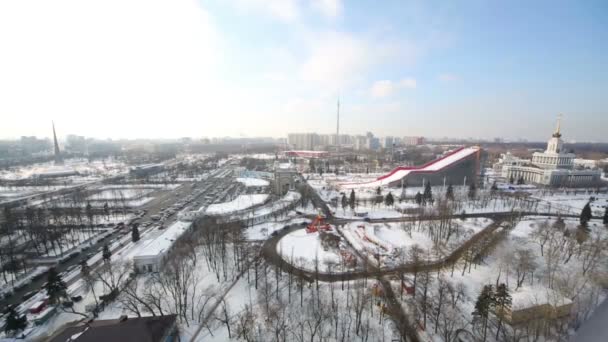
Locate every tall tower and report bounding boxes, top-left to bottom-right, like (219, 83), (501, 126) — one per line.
(546, 115), (564, 154)
(336, 98), (340, 158)
(52, 121), (64, 165)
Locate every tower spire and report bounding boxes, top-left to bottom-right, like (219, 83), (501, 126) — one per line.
(552, 114), (562, 138)
(52, 121), (64, 165)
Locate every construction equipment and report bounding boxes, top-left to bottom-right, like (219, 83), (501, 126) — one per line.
(306, 214), (332, 234)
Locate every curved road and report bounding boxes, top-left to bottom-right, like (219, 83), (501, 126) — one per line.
(264, 200), (585, 342)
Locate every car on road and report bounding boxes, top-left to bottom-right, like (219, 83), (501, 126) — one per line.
(22, 290), (38, 301)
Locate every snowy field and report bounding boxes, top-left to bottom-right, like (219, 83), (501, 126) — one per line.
(205, 194), (269, 215)
(0, 157), (129, 180)
(86, 188), (154, 201)
(235, 177), (269, 187)
(277, 228), (343, 272)
(339, 218), (494, 268)
(245, 216), (310, 240)
(532, 192), (608, 217)
(390, 215), (608, 341)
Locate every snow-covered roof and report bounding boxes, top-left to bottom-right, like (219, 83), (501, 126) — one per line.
(132, 221), (192, 259)
(339, 146), (480, 189)
(510, 286), (572, 311)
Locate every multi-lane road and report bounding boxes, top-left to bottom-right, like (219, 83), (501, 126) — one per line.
(0, 166), (238, 315)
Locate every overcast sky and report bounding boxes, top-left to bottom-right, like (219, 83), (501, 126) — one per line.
(1, 0), (607, 142)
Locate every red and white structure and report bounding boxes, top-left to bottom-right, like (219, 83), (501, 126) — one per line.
(339, 146), (481, 189)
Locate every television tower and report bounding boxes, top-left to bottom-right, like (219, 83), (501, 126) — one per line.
(336, 98), (340, 159)
(52, 121), (64, 165)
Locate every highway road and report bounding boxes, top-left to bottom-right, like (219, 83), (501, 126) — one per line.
(0, 166), (237, 314)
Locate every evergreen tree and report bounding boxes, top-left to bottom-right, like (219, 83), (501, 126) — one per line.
(445, 184), (454, 201)
(376, 187), (382, 196)
(580, 202), (592, 226)
(603, 207), (608, 226)
(309, 159), (315, 173)
(80, 259), (90, 276)
(4, 308), (27, 335)
(423, 181), (433, 204)
(349, 189), (356, 210)
(517, 176), (525, 185)
(102, 244), (111, 262)
(472, 285), (495, 342)
(468, 182), (477, 200)
(385, 192), (394, 207)
(494, 283), (512, 339)
(131, 224), (140, 242)
(490, 181), (498, 192)
(414, 192), (423, 206)
(341, 194), (348, 211)
(509, 175), (514, 184)
(45, 267), (67, 304)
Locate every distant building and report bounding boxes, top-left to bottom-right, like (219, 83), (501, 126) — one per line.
(284, 150), (329, 159)
(366, 137), (380, 150)
(496, 288), (572, 326)
(382, 136), (394, 149)
(354, 136), (367, 150)
(20, 136), (50, 155)
(494, 118), (602, 187)
(66, 135), (87, 154)
(402, 136), (425, 146)
(48, 315), (178, 342)
(130, 163), (165, 177)
(274, 162), (298, 195)
(287, 133), (319, 150)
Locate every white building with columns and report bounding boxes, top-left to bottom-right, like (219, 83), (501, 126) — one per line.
(495, 118), (602, 187)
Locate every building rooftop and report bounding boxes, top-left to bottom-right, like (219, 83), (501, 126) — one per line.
(48, 315), (177, 342)
(129, 221), (191, 259)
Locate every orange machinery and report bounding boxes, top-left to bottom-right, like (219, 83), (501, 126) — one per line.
(306, 214), (332, 233)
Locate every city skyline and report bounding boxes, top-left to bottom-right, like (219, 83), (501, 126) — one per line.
(1, 0), (607, 141)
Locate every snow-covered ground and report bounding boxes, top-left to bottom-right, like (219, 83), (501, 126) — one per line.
(235, 177), (269, 187)
(205, 194), (269, 215)
(245, 216), (310, 240)
(0, 157), (129, 181)
(277, 228), (342, 272)
(392, 215), (608, 341)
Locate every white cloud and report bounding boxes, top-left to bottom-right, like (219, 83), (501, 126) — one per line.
(0, 0), (249, 138)
(370, 80), (395, 98)
(232, 0), (300, 22)
(311, 0), (342, 18)
(370, 78), (416, 98)
(399, 77), (417, 89)
(438, 73), (459, 82)
(299, 32), (369, 91)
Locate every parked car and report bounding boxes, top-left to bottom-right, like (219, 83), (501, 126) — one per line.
(22, 290), (38, 301)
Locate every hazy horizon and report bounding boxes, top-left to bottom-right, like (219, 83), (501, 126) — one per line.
(1, 0), (607, 142)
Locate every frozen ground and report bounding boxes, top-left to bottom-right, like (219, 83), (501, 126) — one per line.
(205, 194), (269, 215)
(235, 177), (269, 187)
(277, 228), (342, 272)
(0, 158), (129, 181)
(245, 216), (310, 240)
(392, 215), (608, 341)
